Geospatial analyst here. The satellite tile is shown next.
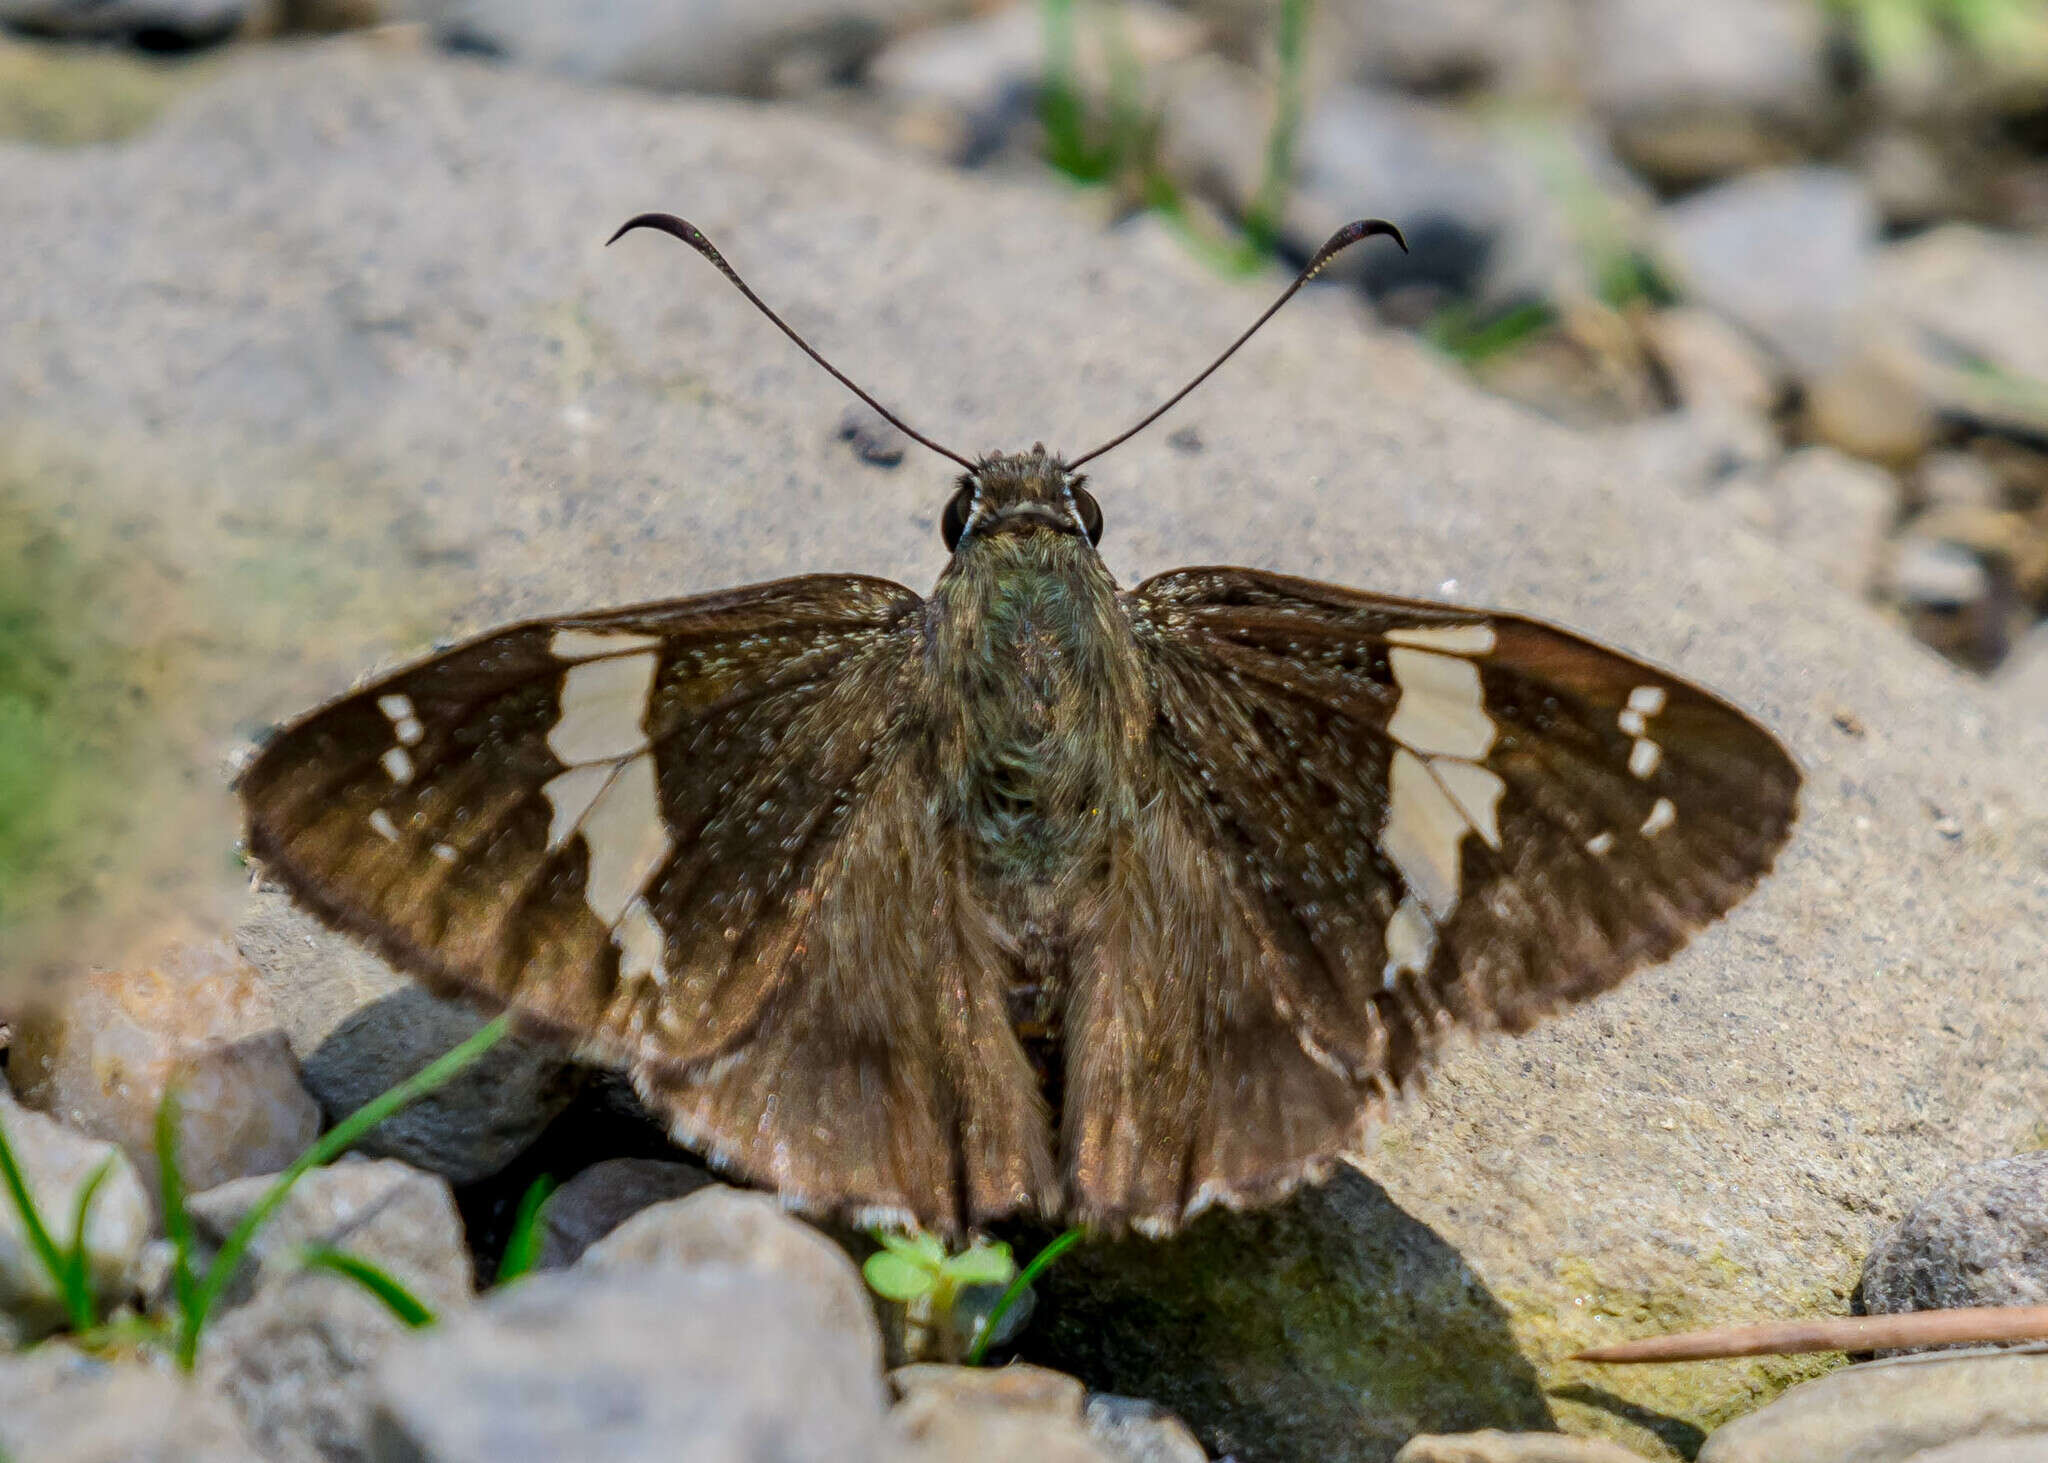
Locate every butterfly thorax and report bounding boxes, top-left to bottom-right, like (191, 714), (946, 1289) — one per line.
(925, 456), (1150, 1062)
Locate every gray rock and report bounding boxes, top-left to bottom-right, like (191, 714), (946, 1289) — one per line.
(9, 936), (322, 1199)
(581, 1185), (880, 1374)
(1659, 167), (1880, 378)
(1996, 621), (2048, 723)
(408, 0), (955, 96)
(1604, 404), (1780, 499)
(0, 0), (245, 44)
(237, 888), (576, 1184)
(1085, 1393), (1210, 1463)
(3, 45), (2046, 1454)
(1766, 446), (1899, 594)
(1640, 306), (1783, 417)
(1887, 536), (1993, 610)
(533, 1155), (713, 1270)
(185, 1156), (473, 1307)
(1586, 0), (1832, 185)
(890, 1362), (1113, 1463)
(1316, 0), (1577, 96)
(1878, 225), (2048, 388)
(1917, 451), (2003, 513)
(1861, 1154), (2048, 1326)
(369, 1264), (889, 1462)
(1697, 1346), (2048, 1463)
(0, 1087), (153, 1345)
(0, 1346), (266, 1463)
(1394, 1433), (1648, 1463)
(190, 1159), (474, 1461)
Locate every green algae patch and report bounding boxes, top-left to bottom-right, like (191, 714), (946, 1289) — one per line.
(0, 38), (219, 146)
(1506, 1254), (1853, 1460)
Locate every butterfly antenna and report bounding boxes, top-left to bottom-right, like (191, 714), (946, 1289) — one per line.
(1067, 219), (1408, 469)
(608, 213), (978, 471)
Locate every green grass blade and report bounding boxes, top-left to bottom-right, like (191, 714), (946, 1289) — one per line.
(175, 1012), (511, 1369)
(492, 1174), (557, 1287)
(299, 1246), (437, 1328)
(57, 1154), (115, 1331)
(0, 1109), (86, 1332)
(155, 1088), (201, 1336)
(963, 1227), (1084, 1365)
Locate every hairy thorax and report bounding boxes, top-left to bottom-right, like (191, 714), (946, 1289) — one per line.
(924, 525), (1149, 1035)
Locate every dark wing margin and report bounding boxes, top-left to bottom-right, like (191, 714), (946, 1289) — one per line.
(1066, 566), (1800, 1234)
(239, 574), (1057, 1234)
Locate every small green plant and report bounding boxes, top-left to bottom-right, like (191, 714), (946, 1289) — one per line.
(1828, 0), (2048, 78)
(0, 1011), (512, 1365)
(298, 1246), (437, 1328)
(862, 1226), (1084, 1364)
(492, 1174), (558, 1287)
(0, 1120), (117, 1336)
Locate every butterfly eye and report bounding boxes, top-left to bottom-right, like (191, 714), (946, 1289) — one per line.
(941, 485), (975, 551)
(1072, 485), (1103, 545)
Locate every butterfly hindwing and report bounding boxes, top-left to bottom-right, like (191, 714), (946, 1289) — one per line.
(1067, 566), (1800, 1231)
(239, 574), (1057, 1230)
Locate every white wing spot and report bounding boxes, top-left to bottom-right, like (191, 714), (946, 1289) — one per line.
(1628, 738), (1663, 779)
(368, 809), (400, 842)
(550, 628), (665, 661)
(577, 752), (672, 926)
(1585, 830), (1616, 856)
(380, 747), (415, 785)
(1431, 759), (1505, 850)
(1382, 748), (1469, 920)
(1618, 707), (1647, 737)
(548, 652), (659, 766)
(1382, 894), (1437, 987)
(395, 716), (424, 747)
(614, 897), (668, 989)
(432, 842), (458, 863)
(1628, 685), (1668, 716)
(541, 764), (613, 851)
(1387, 648), (1496, 760)
(1641, 797), (1677, 837)
(377, 693), (415, 722)
(1385, 623), (1497, 655)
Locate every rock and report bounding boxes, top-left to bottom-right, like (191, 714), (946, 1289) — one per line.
(1861, 1154), (2048, 1326)
(369, 1264), (889, 1461)
(1765, 446), (1898, 594)
(1803, 330), (1938, 465)
(1273, 87), (1651, 313)
(408, 0), (956, 96)
(1917, 451), (2002, 513)
(185, 1156), (473, 1305)
(8, 936), (322, 1199)
(1996, 621), (2048, 722)
(1395, 1433), (1649, 1463)
(1696, 1346), (2048, 1463)
(0, 1346), (266, 1462)
(236, 888), (576, 1185)
(6, 45), (2048, 1458)
(1640, 306), (1783, 417)
(1878, 225), (2048, 388)
(184, 1158), (472, 1462)
(0, 0), (246, 46)
(890, 1361), (1113, 1463)
(1887, 536), (1993, 611)
(533, 1155), (713, 1270)
(1606, 403), (1780, 499)
(0, 1087), (153, 1345)
(580, 1185), (879, 1372)
(869, 0), (1206, 166)
(1883, 529), (2010, 668)
(1658, 168), (1881, 379)
(1585, 0), (1831, 186)
(1314, 0), (1577, 97)
(1085, 1393), (1210, 1463)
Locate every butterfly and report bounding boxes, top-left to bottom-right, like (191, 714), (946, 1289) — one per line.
(239, 215), (1799, 1238)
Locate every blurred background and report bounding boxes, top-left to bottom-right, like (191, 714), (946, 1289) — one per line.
(4, 0), (2048, 980)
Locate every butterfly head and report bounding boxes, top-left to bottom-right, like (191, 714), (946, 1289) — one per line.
(941, 445), (1103, 552)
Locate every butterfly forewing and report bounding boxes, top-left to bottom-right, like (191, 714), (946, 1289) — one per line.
(1097, 566), (1798, 1227)
(240, 574), (1058, 1229)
